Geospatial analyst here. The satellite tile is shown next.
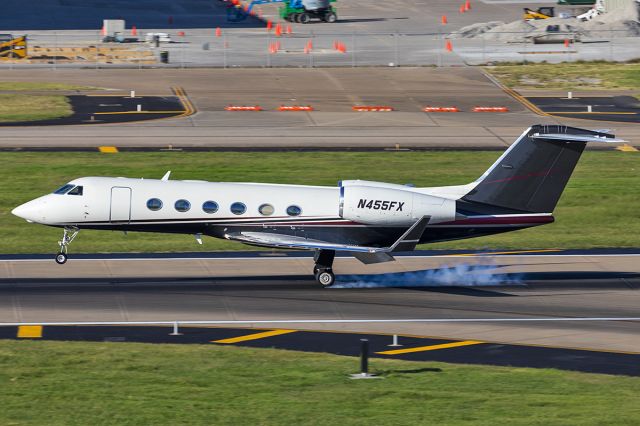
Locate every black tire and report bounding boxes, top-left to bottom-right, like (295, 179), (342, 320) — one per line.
(316, 269), (335, 287)
(292, 13), (301, 23)
(299, 12), (310, 24)
(324, 12), (337, 23)
(55, 252), (68, 264)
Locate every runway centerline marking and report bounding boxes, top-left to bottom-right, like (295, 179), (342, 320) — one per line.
(17, 325), (42, 338)
(212, 329), (297, 344)
(376, 340), (483, 355)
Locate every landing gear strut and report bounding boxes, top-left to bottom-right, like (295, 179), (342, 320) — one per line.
(55, 227), (79, 264)
(313, 249), (336, 287)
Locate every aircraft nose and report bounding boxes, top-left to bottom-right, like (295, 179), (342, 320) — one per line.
(12, 200), (43, 223)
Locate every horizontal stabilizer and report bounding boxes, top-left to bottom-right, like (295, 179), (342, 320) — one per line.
(531, 133), (626, 144)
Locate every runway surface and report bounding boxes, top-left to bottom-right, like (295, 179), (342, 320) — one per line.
(2, 250), (639, 353)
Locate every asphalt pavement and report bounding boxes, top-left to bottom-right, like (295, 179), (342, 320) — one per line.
(3, 324), (639, 376)
(527, 95), (640, 123)
(2, 250), (640, 353)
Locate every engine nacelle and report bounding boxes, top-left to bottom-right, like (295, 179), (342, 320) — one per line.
(339, 183), (456, 225)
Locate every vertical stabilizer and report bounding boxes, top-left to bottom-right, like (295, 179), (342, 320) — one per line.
(462, 125), (622, 213)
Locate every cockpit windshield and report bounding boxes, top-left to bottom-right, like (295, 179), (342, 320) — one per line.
(67, 186), (83, 196)
(53, 184), (75, 195)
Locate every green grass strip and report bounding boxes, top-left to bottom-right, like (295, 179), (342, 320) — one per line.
(485, 62), (640, 91)
(0, 340), (639, 425)
(0, 82), (96, 91)
(0, 94), (72, 122)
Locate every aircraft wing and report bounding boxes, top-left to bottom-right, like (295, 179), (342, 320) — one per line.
(224, 216), (431, 257)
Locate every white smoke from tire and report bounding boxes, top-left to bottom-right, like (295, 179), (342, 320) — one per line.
(333, 262), (522, 289)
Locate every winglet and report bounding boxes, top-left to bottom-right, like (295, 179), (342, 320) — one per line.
(161, 171), (171, 181)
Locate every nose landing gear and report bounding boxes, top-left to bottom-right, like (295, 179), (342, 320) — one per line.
(55, 227), (79, 264)
(313, 249), (336, 287)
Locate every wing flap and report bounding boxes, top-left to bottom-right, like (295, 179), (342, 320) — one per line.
(224, 216), (431, 256)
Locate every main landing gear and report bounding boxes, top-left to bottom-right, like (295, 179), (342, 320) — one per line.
(55, 227), (79, 264)
(313, 249), (336, 288)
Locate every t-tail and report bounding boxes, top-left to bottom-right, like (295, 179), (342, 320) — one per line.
(461, 124), (624, 214)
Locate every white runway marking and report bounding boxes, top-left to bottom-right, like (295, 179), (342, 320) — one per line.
(2, 317), (640, 327)
(1, 254), (639, 262)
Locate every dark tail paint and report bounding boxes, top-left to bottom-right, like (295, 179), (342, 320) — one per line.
(462, 125), (610, 213)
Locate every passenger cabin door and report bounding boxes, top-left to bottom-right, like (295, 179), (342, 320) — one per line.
(110, 187), (132, 223)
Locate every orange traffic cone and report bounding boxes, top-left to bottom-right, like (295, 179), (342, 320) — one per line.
(215, 27), (222, 37)
(275, 23), (282, 36)
(564, 39), (570, 47)
(101, 25), (106, 36)
(441, 15), (448, 25)
(131, 25), (137, 36)
(267, 20), (273, 30)
(445, 40), (453, 52)
(459, 4), (465, 13)
(465, 0), (471, 10)
(286, 24), (292, 35)
(306, 40), (313, 50)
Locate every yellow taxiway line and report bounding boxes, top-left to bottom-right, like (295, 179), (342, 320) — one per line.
(377, 340), (483, 355)
(172, 86), (196, 117)
(17, 325), (43, 338)
(616, 144), (639, 152)
(98, 146), (119, 153)
(213, 329), (297, 344)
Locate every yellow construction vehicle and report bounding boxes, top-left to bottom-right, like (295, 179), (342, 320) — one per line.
(523, 7), (555, 20)
(0, 34), (27, 59)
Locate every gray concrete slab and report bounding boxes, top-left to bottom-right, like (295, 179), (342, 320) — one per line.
(1, 67), (637, 149)
(2, 254), (640, 352)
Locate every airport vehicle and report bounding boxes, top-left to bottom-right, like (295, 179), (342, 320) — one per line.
(523, 7), (555, 20)
(532, 24), (581, 43)
(145, 33), (172, 43)
(12, 125), (623, 287)
(102, 33), (139, 43)
(557, 0), (594, 5)
(0, 34), (27, 59)
(577, 0), (605, 21)
(246, 0), (337, 23)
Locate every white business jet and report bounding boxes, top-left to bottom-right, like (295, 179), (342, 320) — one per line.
(12, 125), (622, 287)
